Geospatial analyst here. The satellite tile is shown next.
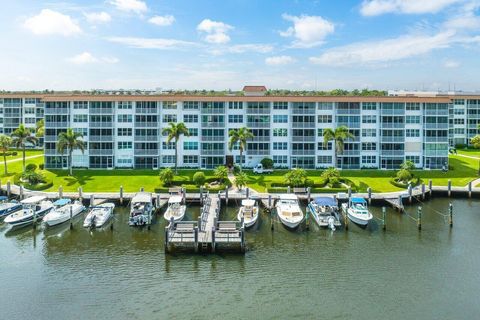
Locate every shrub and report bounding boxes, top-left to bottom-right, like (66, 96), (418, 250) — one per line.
(159, 168), (174, 186)
(321, 167), (340, 186)
(396, 169), (412, 183)
(400, 160), (416, 171)
(39, 164), (44, 170)
(214, 166), (228, 183)
(21, 171), (45, 185)
(234, 172), (247, 190)
(305, 178), (314, 187)
(26, 163), (37, 172)
(284, 168), (307, 187)
(455, 143), (467, 149)
(12, 152), (17, 156)
(328, 177), (341, 188)
(192, 171), (206, 186)
(233, 164), (241, 175)
(260, 158), (274, 169)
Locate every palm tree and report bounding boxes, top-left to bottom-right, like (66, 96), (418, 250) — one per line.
(323, 126), (354, 169)
(57, 128), (85, 176)
(228, 127), (254, 171)
(0, 134), (13, 175)
(162, 122), (190, 174)
(36, 119), (45, 138)
(11, 124), (38, 173)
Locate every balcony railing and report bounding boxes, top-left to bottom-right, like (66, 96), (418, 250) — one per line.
(381, 123), (404, 129)
(340, 150), (361, 156)
(247, 107), (270, 114)
(424, 150), (448, 157)
(291, 150), (315, 156)
(336, 122), (360, 129)
(292, 108), (316, 115)
(89, 135), (113, 142)
(336, 109), (361, 115)
(45, 108), (69, 115)
(425, 110), (449, 116)
(201, 108), (225, 114)
(380, 150), (405, 156)
(292, 136), (315, 142)
(135, 108), (158, 114)
(246, 121), (270, 128)
(201, 149), (225, 155)
(247, 150), (270, 156)
(44, 135), (57, 142)
(89, 149), (114, 155)
(201, 136), (225, 142)
(424, 137), (448, 143)
(381, 136), (405, 143)
(89, 108), (113, 115)
(135, 149), (159, 156)
(251, 136), (270, 142)
(90, 122), (113, 128)
(46, 121), (69, 127)
(135, 135), (159, 142)
(292, 122), (315, 129)
(201, 122), (225, 128)
(380, 109), (405, 115)
(134, 121), (158, 128)
(424, 123), (449, 129)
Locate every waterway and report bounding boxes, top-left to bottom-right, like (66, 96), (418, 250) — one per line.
(1, 198), (479, 319)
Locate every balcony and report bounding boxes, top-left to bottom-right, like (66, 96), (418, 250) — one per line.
(201, 122), (225, 128)
(246, 107), (270, 114)
(135, 108), (158, 114)
(380, 150), (405, 156)
(135, 149), (159, 156)
(89, 149), (114, 155)
(292, 136), (315, 142)
(201, 149), (225, 156)
(381, 136), (405, 143)
(336, 122), (360, 129)
(424, 137), (448, 143)
(292, 122), (315, 129)
(380, 109), (404, 116)
(134, 121), (158, 128)
(135, 135), (159, 142)
(424, 150), (448, 157)
(45, 149), (59, 155)
(340, 150), (361, 156)
(89, 108), (113, 115)
(246, 121), (270, 128)
(251, 136), (270, 142)
(90, 122), (113, 128)
(247, 150), (270, 156)
(425, 109), (448, 116)
(336, 109), (360, 115)
(45, 108), (69, 115)
(201, 108), (225, 114)
(201, 136), (225, 142)
(381, 123), (404, 129)
(89, 135), (113, 142)
(46, 121), (69, 128)
(425, 123), (449, 129)
(44, 135), (57, 142)
(291, 150), (315, 156)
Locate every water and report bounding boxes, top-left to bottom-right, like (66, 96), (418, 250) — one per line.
(1, 198), (480, 319)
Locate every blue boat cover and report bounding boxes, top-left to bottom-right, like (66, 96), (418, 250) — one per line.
(54, 198), (71, 206)
(0, 196), (8, 201)
(314, 197), (337, 206)
(351, 197), (366, 204)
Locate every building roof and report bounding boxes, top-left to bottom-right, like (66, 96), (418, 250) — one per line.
(243, 85), (267, 92)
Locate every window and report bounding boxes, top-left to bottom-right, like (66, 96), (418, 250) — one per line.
(362, 155), (376, 164)
(73, 128), (88, 136)
(162, 142), (175, 150)
(406, 129), (420, 137)
(188, 128), (198, 136)
(454, 119), (465, 125)
(183, 114), (198, 123)
(406, 156), (420, 164)
(183, 141), (199, 150)
(118, 101), (132, 109)
(318, 102), (333, 110)
(183, 155), (198, 164)
(118, 141), (132, 150)
(273, 115), (288, 123)
(273, 155), (288, 165)
(362, 129), (376, 137)
(117, 114), (132, 123)
(362, 115), (376, 123)
(162, 155), (175, 164)
(406, 103), (421, 111)
(73, 114), (88, 123)
(118, 128), (132, 136)
(163, 101), (177, 109)
(406, 115), (420, 124)
(229, 101), (243, 109)
(73, 101), (88, 109)
(24, 118), (36, 124)
(273, 102), (288, 110)
(183, 101), (199, 110)
(273, 128), (288, 137)
(362, 102), (376, 110)
(361, 142), (377, 151)
(318, 142), (332, 150)
(24, 108), (35, 114)
(273, 142), (288, 150)
(118, 158), (133, 165)
(454, 128), (465, 134)
(317, 156), (332, 165)
(454, 108), (465, 115)
(163, 114), (177, 123)
(228, 115), (243, 123)
(317, 115), (332, 123)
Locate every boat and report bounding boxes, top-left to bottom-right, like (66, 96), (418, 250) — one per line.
(341, 197), (373, 226)
(276, 194), (304, 229)
(43, 198), (86, 227)
(4, 196), (54, 228)
(307, 197), (341, 230)
(237, 199), (259, 228)
(83, 203), (115, 228)
(0, 196), (22, 219)
(129, 192), (154, 226)
(163, 195), (186, 222)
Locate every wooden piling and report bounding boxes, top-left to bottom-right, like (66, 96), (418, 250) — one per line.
(240, 227), (245, 253)
(211, 226), (216, 253)
(421, 183), (426, 200)
(164, 226), (169, 253)
(428, 180), (432, 196)
(268, 195), (272, 209)
(348, 187), (352, 200)
(119, 186), (123, 205)
(367, 187), (372, 205)
(305, 207), (309, 231)
(287, 186), (291, 194)
(382, 206), (386, 231)
(408, 184), (412, 204)
(449, 203), (453, 228)
(33, 206), (37, 229)
(200, 186), (204, 205)
(194, 226), (199, 253)
(468, 181), (472, 198)
(447, 180), (452, 197)
(69, 205), (73, 230)
(19, 185), (23, 200)
(7, 180), (11, 197)
(307, 187), (311, 204)
(78, 187), (83, 201)
(397, 194), (402, 212)
(58, 185), (63, 198)
(156, 194), (161, 210)
(417, 206), (422, 231)
(90, 194), (94, 207)
(225, 186), (229, 205)
(246, 187), (249, 199)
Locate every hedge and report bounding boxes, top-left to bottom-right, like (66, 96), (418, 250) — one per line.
(13, 173), (54, 191)
(389, 176), (421, 189)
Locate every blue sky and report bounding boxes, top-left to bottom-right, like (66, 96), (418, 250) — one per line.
(1, 0), (480, 91)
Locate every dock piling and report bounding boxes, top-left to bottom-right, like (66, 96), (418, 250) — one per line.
(397, 194), (402, 212)
(33, 208), (37, 229)
(449, 203), (453, 228)
(408, 183), (412, 204)
(78, 187), (83, 201)
(428, 180), (433, 196)
(90, 194), (94, 207)
(417, 206), (422, 231)
(367, 187), (372, 205)
(200, 186), (204, 205)
(287, 186), (291, 194)
(447, 180), (452, 197)
(119, 186), (123, 205)
(421, 183), (426, 200)
(305, 206), (309, 231)
(468, 181), (472, 198)
(7, 180), (11, 197)
(69, 206), (73, 230)
(194, 226), (199, 253)
(268, 195), (272, 209)
(382, 207), (386, 231)
(164, 226), (169, 253)
(58, 186), (63, 198)
(19, 185), (23, 200)
(225, 186), (229, 205)
(211, 226), (216, 253)
(348, 187), (352, 200)
(246, 187), (249, 199)
(156, 194), (161, 210)
(240, 227), (245, 253)
(307, 187), (311, 204)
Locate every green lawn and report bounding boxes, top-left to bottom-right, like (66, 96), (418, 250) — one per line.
(1, 153), (479, 193)
(456, 148), (480, 158)
(0, 149), (44, 162)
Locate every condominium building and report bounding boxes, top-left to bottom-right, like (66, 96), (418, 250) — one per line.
(1, 86), (479, 170)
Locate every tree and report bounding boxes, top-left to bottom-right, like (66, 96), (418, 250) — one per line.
(321, 167), (340, 186)
(400, 160), (416, 171)
(11, 124), (38, 173)
(284, 168), (307, 187)
(36, 119), (45, 138)
(159, 168), (174, 186)
(260, 158), (274, 169)
(57, 128), (85, 176)
(228, 127), (254, 171)
(162, 122), (190, 174)
(0, 134), (12, 175)
(234, 172), (248, 190)
(214, 165), (228, 183)
(193, 171), (206, 186)
(323, 126), (354, 169)
(396, 169), (412, 184)
(471, 135), (480, 148)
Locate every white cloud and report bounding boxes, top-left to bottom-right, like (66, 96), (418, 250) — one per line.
(197, 19), (233, 44)
(148, 15), (175, 26)
(360, 0), (462, 16)
(228, 44), (273, 53)
(280, 14), (335, 48)
(265, 55), (295, 65)
(68, 52), (119, 64)
(444, 59), (460, 68)
(85, 12), (112, 24)
(24, 9), (82, 36)
(309, 31), (455, 66)
(107, 37), (197, 49)
(109, 0), (147, 14)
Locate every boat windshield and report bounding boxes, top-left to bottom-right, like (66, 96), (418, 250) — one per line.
(353, 203), (368, 213)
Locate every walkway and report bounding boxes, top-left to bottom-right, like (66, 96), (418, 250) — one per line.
(0, 154), (43, 165)
(456, 153), (480, 160)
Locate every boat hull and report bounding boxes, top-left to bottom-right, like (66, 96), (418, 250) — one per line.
(237, 211), (258, 228)
(347, 211), (372, 226)
(44, 204), (85, 227)
(0, 203), (22, 218)
(4, 207), (53, 228)
(164, 206), (186, 222)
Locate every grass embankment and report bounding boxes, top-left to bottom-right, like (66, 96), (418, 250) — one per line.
(1, 153), (478, 193)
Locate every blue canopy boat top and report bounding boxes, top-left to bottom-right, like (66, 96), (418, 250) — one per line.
(0, 196), (8, 202)
(313, 197), (337, 207)
(350, 197), (367, 204)
(53, 198), (71, 206)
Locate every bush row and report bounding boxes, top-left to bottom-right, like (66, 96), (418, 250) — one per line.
(13, 173), (53, 191)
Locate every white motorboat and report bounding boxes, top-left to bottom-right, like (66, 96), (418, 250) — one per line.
(276, 194), (304, 229)
(0, 196), (22, 219)
(308, 197), (341, 231)
(4, 196), (54, 228)
(129, 192), (154, 226)
(164, 195), (186, 222)
(43, 198), (86, 227)
(341, 197), (373, 226)
(237, 199), (259, 228)
(83, 203), (115, 228)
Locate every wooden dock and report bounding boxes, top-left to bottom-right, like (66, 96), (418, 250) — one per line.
(165, 193), (245, 254)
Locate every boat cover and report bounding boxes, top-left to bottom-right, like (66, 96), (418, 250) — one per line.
(132, 192), (152, 203)
(279, 194), (298, 200)
(242, 199), (255, 207)
(169, 196), (183, 204)
(314, 197), (337, 207)
(351, 197), (367, 204)
(53, 198), (71, 206)
(0, 196), (8, 201)
(21, 195), (47, 204)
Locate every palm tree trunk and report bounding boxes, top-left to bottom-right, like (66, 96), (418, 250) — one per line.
(174, 141), (178, 174)
(69, 148), (73, 176)
(239, 149), (243, 171)
(22, 145), (26, 173)
(3, 153), (7, 175)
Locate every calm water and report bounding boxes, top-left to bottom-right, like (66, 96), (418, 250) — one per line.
(1, 198), (480, 319)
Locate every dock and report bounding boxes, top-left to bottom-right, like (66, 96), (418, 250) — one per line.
(165, 193), (245, 254)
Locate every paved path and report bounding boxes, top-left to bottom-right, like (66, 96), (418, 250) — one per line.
(0, 154), (43, 165)
(456, 153), (480, 160)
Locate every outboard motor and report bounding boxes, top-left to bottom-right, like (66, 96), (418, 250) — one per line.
(328, 216), (336, 231)
(90, 215), (96, 229)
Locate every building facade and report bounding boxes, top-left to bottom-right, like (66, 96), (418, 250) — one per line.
(1, 87), (480, 170)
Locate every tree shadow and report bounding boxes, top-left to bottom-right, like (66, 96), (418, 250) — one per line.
(63, 175), (95, 187)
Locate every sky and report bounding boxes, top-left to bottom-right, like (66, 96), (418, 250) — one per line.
(1, 0), (480, 91)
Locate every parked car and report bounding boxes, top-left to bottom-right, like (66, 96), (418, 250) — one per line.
(253, 163), (273, 174)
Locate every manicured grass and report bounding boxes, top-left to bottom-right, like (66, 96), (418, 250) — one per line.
(456, 148), (480, 158)
(0, 149), (44, 163)
(1, 153), (479, 193)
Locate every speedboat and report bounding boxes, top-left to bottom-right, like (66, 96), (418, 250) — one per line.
(308, 197), (341, 231)
(129, 192), (154, 226)
(4, 195), (54, 228)
(237, 199), (259, 228)
(0, 196), (22, 219)
(83, 203), (115, 228)
(341, 197), (373, 226)
(43, 198), (86, 227)
(164, 195), (186, 222)
(276, 194), (304, 229)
